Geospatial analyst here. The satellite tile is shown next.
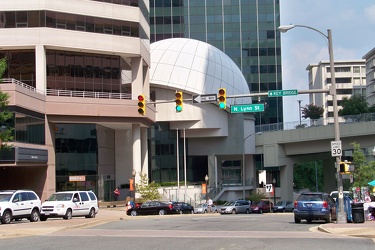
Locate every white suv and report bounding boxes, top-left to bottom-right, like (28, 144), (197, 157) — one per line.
(0, 190), (41, 224)
(40, 191), (99, 220)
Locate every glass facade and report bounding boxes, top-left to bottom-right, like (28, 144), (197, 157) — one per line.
(150, 0), (282, 125)
(0, 10), (146, 39)
(55, 124), (98, 192)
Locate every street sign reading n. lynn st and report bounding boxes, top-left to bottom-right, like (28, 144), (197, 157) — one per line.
(230, 104), (264, 113)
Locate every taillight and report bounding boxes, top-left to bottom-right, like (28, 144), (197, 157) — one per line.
(322, 201), (328, 208)
(169, 204), (173, 209)
(294, 201), (297, 208)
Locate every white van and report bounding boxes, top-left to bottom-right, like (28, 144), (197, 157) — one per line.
(40, 191), (99, 220)
(329, 191), (351, 202)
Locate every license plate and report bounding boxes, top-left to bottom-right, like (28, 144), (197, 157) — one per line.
(306, 203), (312, 207)
(44, 212), (50, 215)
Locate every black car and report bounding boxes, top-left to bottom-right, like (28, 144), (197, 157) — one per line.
(170, 202), (194, 214)
(126, 201), (173, 216)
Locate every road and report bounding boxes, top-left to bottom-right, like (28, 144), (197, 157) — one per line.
(0, 213), (374, 250)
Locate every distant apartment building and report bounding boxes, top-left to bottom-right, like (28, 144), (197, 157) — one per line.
(306, 60), (366, 124)
(363, 48), (375, 106)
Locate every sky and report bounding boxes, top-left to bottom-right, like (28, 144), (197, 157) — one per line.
(280, 0), (375, 123)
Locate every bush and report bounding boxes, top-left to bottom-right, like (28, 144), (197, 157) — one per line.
(248, 190), (267, 203)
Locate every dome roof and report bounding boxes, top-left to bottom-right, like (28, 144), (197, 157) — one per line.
(150, 38), (251, 105)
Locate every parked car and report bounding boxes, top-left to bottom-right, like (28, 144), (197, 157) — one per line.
(273, 201), (293, 213)
(40, 191), (99, 220)
(250, 200), (273, 213)
(171, 202), (194, 214)
(0, 190), (41, 224)
(285, 202), (294, 212)
(294, 192), (336, 223)
(194, 203), (218, 214)
(127, 201), (173, 216)
(329, 191), (352, 202)
(220, 200), (251, 214)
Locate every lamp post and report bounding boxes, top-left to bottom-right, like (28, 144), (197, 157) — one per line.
(272, 178), (276, 211)
(205, 174), (209, 200)
(278, 24), (346, 223)
(298, 100), (302, 126)
(132, 169), (136, 206)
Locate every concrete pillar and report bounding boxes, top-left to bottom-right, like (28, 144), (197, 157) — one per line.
(280, 162), (294, 201)
(323, 158), (336, 193)
(141, 127), (148, 177)
(132, 124), (141, 186)
(43, 120), (56, 201)
(35, 45), (46, 92)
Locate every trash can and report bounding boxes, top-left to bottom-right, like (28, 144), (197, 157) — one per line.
(351, 202), (365, 223)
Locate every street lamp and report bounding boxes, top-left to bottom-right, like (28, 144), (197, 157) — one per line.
(272, 178), (276, 211)
(132, 169), (136, 206)
(278, 24), (346, 223)
(205, 174), (209, 199)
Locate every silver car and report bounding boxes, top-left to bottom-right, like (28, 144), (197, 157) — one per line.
(194, 203), (218, 214)
(220, 200), (250, 214)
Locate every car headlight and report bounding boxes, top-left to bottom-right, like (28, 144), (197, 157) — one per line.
(254, 207), (259, 210)
(56, 204), (65, 208)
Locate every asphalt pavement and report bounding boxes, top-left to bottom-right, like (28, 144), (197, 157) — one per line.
(1, 206), (374, 239)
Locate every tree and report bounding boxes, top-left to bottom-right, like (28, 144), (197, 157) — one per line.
(338, 95), (369, 116)
(135, 172), (161, 202)
(0, 58), (14, 148)
(301, 104), (324, 120)
(351, 142), (375, 188)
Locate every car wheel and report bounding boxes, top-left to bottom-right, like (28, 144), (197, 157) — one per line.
(306, 219), (312, 223)
(246, 209), (250, 214)
(40, 216), (48, 221)
(63, 209), (73, 220)
(179, 210), (183, 215)
(294, 216), (301, 223)
(231, 209), (236, 214)
(1, 211), (12, 224)
(325, 213), (332, 223)
(159, 209), (166, 215)
(283, 208), (286, 213)
(30, 209), (40, 222)
(86, 208), (96, 218)
(190, 210), (194, 214)
(130, 210), (137, 216)
(259, 209), (263, 214)
(204, 209), (207, 214)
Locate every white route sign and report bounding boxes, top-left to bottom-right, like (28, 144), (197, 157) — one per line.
(265, 184), (273, 193)
(331, 140), (342, 157)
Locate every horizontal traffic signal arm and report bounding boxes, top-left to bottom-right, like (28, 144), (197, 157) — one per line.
(144, 88), (330, 105)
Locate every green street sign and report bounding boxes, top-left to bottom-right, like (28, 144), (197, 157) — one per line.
(230, 104), (264, 113)
(268, 89), (298, 97)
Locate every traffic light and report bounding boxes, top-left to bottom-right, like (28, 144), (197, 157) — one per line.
(340, 161), (354, 173)
(218, 88), (226, 109)
(137, 95), (146, 115)
(175, 91), (183, 112)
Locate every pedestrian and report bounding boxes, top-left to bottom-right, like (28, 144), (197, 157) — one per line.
(113, 188), (120, 201)
(207, 197), (213, 213)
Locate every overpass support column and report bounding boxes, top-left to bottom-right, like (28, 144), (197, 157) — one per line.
(323, 158), (336, 193)
(280, 162), (294, 201)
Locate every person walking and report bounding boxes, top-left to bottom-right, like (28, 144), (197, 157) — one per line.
(207, 197), (213, 213)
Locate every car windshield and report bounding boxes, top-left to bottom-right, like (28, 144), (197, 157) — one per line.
(257, 201), (264, 206)
(0, 194), (12, 202)
(224, 201), (235, 206)
(47, 193), (72, 201)
(276, 201), (284, 206)
(197, 204), (207, 208)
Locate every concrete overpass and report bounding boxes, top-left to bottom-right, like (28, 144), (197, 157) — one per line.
(255, 117), (375, 201)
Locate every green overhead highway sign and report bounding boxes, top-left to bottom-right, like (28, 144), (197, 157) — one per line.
(268, 89), (298, 97)
(230, 104), (264, 113)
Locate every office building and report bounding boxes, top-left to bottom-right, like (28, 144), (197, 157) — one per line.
(306, 60), (366, 124)
(150, 0), (283, 126)
(363, 48), (375, 106)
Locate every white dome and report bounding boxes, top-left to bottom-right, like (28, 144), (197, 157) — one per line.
(150, 38), (251, 105)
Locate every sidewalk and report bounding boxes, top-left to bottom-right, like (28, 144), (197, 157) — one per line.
(318, 220), (375, 238)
